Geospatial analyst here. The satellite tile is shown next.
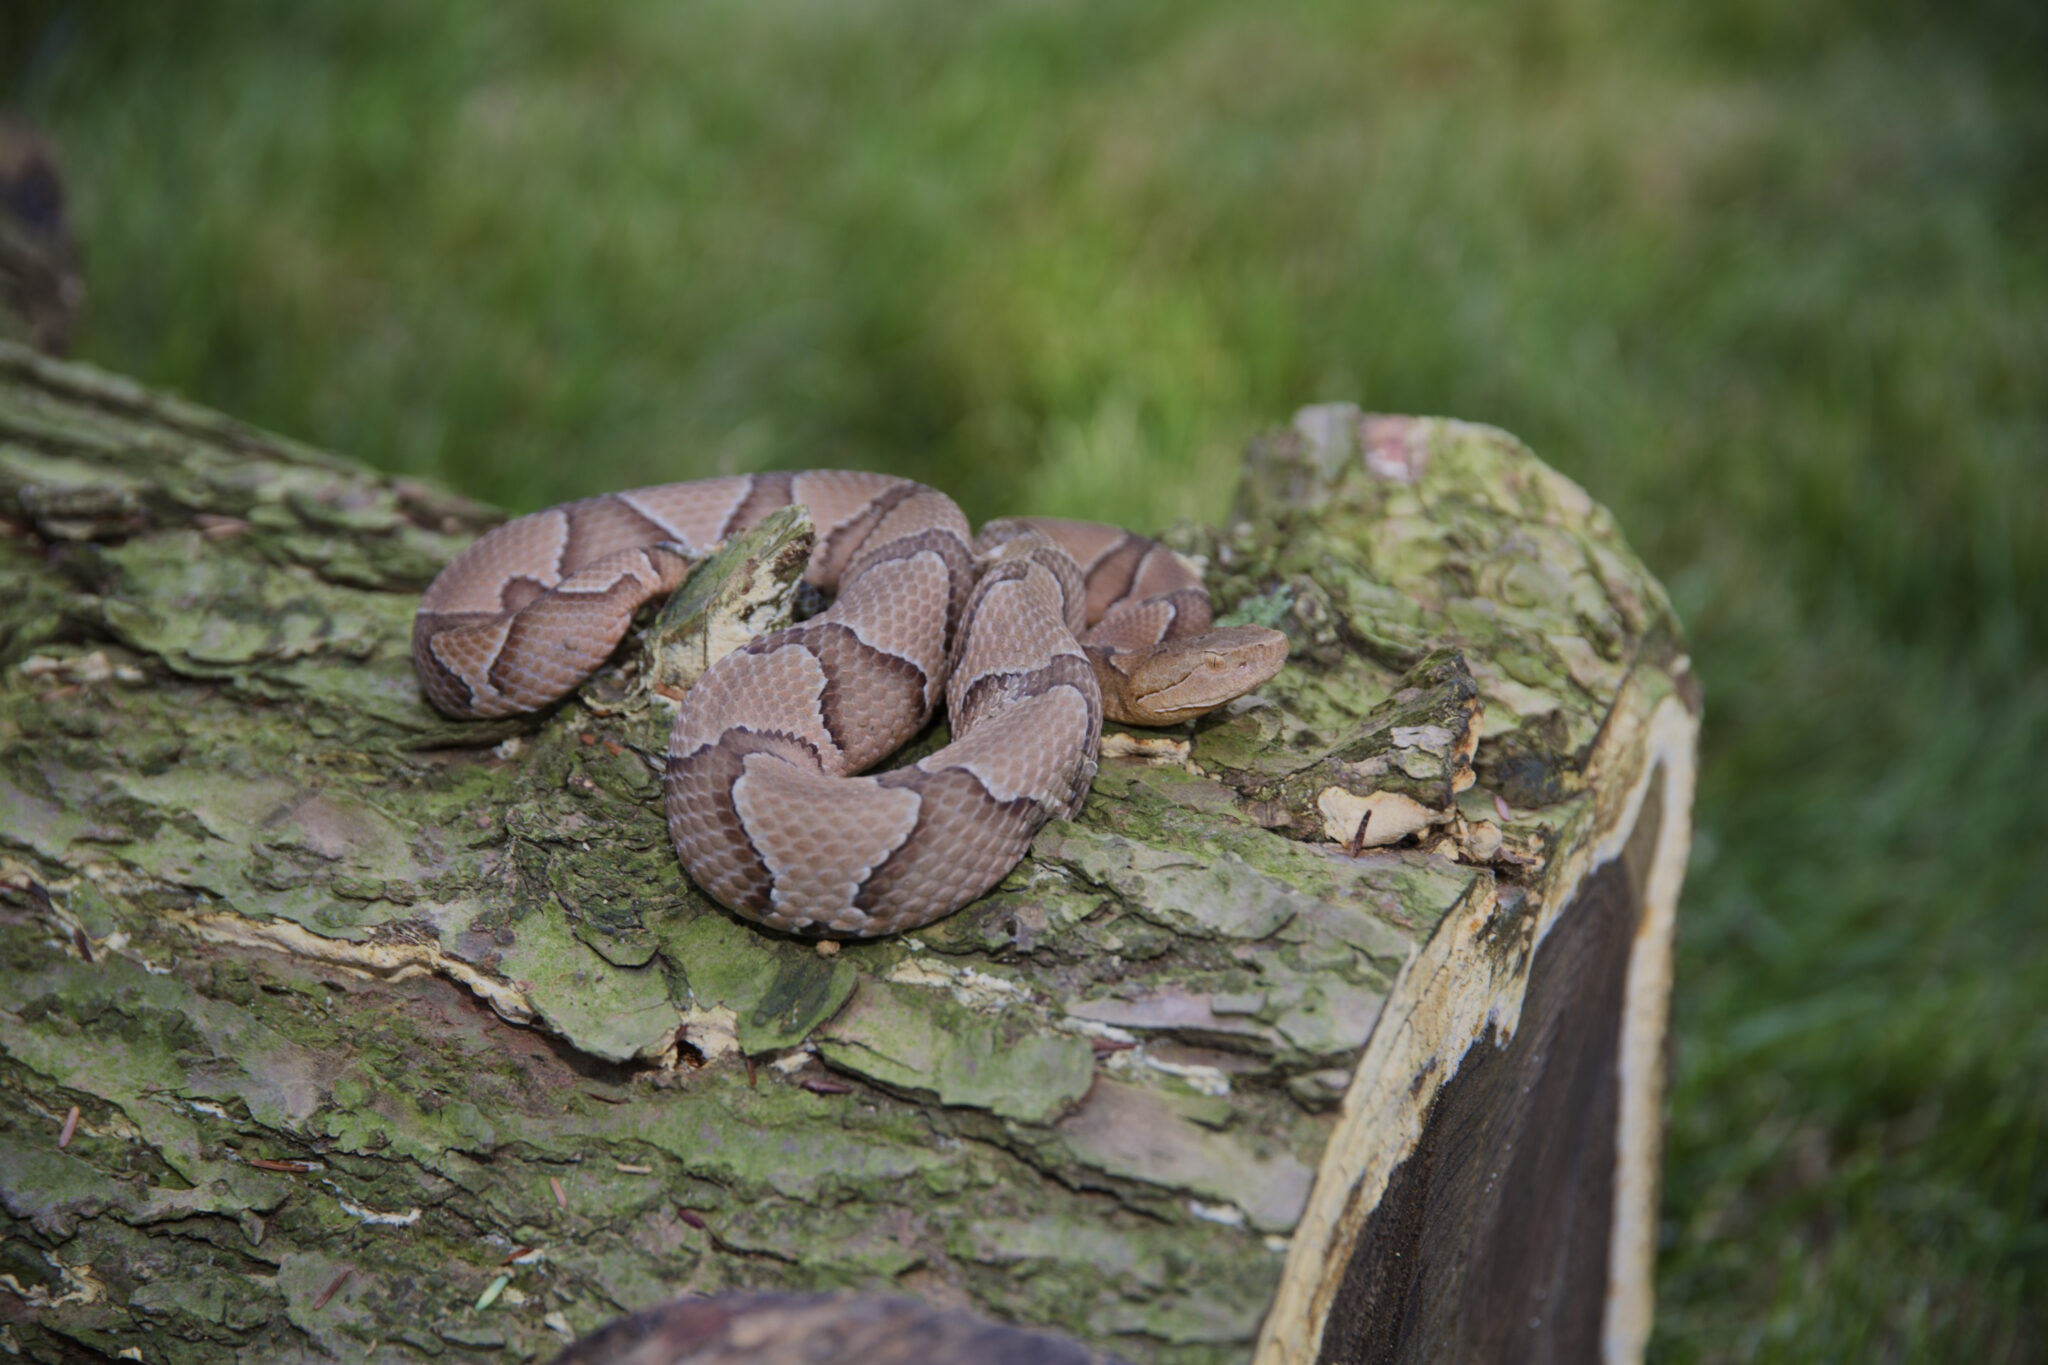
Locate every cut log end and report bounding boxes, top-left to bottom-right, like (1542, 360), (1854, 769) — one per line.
(1265, 701), (1694, 1364)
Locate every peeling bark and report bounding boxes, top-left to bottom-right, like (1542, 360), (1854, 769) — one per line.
(0, 352), (1696, 1365)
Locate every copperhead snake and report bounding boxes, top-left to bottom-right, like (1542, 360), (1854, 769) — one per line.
(414, 472), (1288, 937)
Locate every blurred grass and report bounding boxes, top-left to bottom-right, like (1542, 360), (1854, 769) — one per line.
(6, 0), (2045, 1357)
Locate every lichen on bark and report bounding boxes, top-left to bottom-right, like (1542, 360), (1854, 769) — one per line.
(0, 351), (1684, 1363)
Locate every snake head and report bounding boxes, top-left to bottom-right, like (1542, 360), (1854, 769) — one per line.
(1101, 625), (1291, 727)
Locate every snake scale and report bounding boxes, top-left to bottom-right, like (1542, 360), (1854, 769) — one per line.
(414, 471), (1288, 937)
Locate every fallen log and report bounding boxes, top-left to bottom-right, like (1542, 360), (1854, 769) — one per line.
(0, 344), (1696, 1363)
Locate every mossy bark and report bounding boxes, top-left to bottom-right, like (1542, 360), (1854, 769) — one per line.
(0, 345), (1696, 1365)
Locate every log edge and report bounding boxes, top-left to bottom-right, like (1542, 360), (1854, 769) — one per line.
(1254, 669), (1699, 1365)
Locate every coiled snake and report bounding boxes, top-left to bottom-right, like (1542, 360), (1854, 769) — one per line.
(413, 471), (1287, 936)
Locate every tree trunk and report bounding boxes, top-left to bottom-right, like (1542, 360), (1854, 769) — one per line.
(0, 344), (1697, 1365)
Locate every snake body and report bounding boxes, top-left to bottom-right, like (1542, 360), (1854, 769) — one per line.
(414, 472), (1287, 936)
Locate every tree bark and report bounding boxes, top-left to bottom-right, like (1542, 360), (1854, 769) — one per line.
(0, 119), (83, 356)
(0, 344), (1697, 1365)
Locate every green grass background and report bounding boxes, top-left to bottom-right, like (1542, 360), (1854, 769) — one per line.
(8, 0), (2044, 1357)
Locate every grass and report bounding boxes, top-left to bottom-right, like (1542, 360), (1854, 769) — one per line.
(8, 0), (2046, 1357)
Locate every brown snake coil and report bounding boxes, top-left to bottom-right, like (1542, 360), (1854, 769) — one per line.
(414, 471), (1288, 936)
